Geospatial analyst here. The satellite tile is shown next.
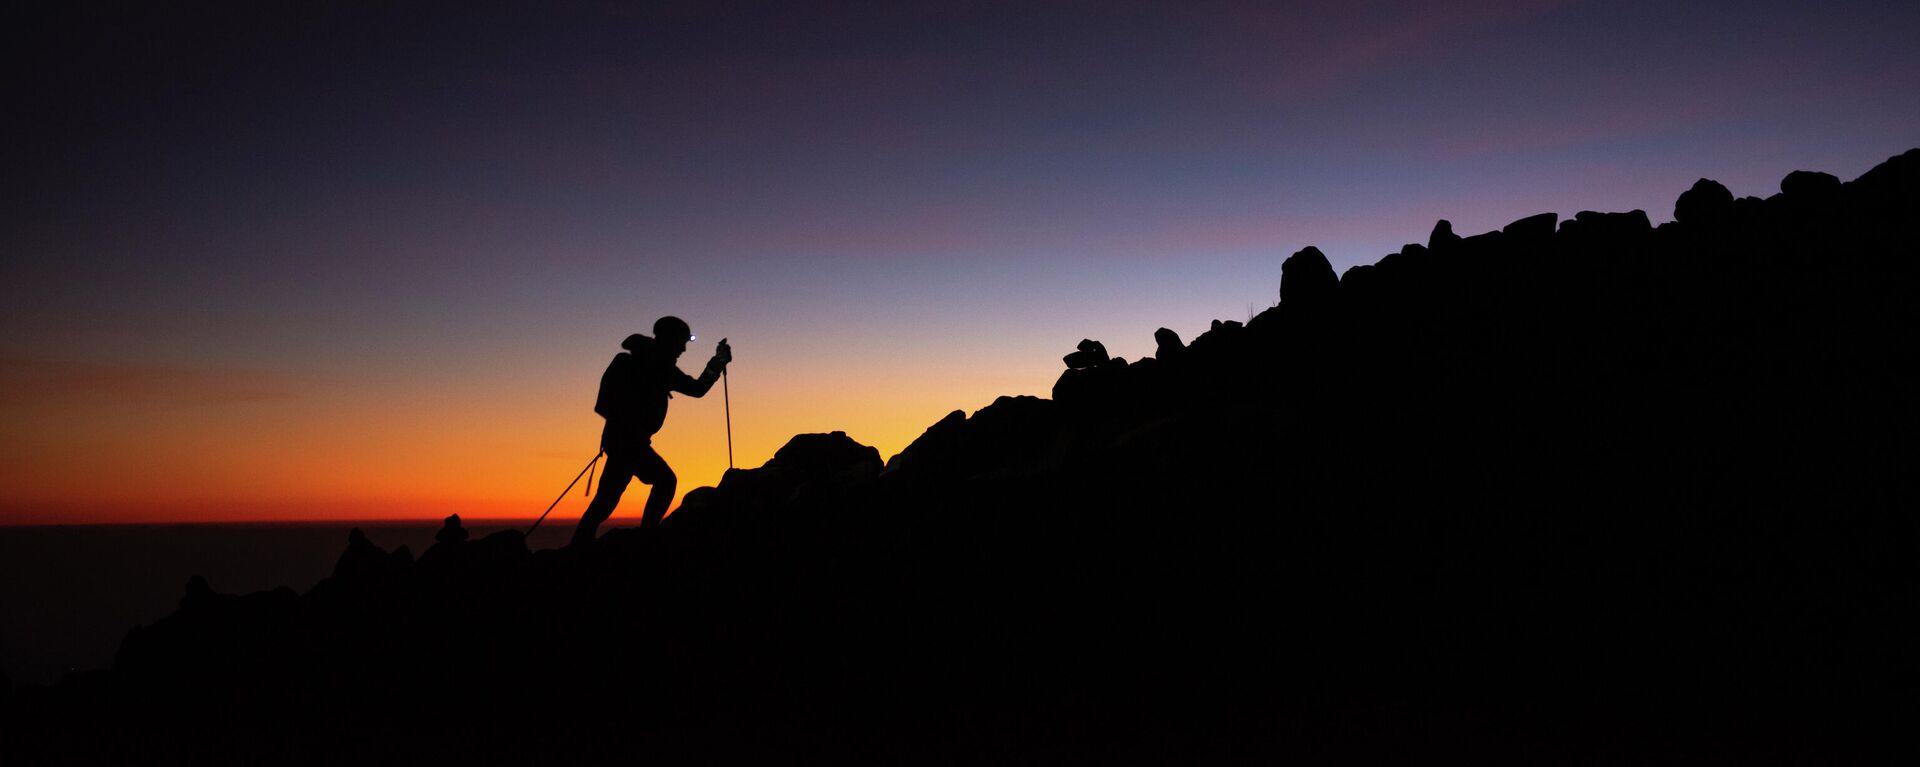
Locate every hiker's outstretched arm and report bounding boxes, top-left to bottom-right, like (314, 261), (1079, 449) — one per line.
(669, 365), (721, 398)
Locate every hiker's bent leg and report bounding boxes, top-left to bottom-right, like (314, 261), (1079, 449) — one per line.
(633, 448), (677, 531)
(572, 454), (635, 544)
(639, 472), (676, 530)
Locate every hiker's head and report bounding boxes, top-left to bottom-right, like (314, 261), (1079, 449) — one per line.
(654, 316), (693, 357)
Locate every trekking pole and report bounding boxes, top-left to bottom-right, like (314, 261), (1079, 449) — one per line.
(527, 450), (603, 536)
(723, 367), (734, 470)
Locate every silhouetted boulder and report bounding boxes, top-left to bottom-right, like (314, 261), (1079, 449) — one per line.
(1340, 263), (1378, 291)
(1055, 338), (1129, 406)
(419, 515), (470, 571)
(421, 515), (496, 573)
(1062, 338), (1109, 369)
(1428, 219), (1461, 251)
(1674, 178), (1733, 223)
(681, 431), (889, 525)
(886, 409), (965, 473)
(886, 395), (1061, 483)
(1846, 147), (1920, 205)
(1567, 209), (1651, 234)
(1559, 210), (1653, 245)
(1280, 246), (1338, 305)
(1194, 318), (1244, 345)
(332, 528), (407, 580)
(767, 431), (883, 485)
(674, 484), (723, 517)
(180, 575), (220, 612)
(1386, 242), (1428, 266)
(1781, 170), (1840, 200)
(1502, 211), (1557, 244)
(434, 514), (470, 545)
(1153, 327), (1185, 360)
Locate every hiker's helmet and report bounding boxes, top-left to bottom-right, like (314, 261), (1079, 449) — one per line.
(654, 316), (693, 343)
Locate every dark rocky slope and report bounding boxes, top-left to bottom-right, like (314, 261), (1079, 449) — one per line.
(7, 151), (1917, 765)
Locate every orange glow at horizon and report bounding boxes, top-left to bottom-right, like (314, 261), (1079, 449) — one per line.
(0, 342), (1063, 526)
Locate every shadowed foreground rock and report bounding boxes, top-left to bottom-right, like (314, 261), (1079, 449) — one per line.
(6, 150), (1918, 766)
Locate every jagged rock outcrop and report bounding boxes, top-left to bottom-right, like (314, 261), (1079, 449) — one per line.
(883, 395), (1061, 484)
(433, 514), (469, 544)
(1781, 169), (1841, 199)
(1061, 338), (1109, 369)
(332, 527), (411, 580)
(1279, 245), (1338, 305)
(1501, 211), (1557, 244)
(1674, 177), (1734, 223)
(1152, 327), (1185, 361)
(671, 431), (885, 535)
(768, 430), (882, 480)
(1559, 208), (1652, 240)
(1053, 338), (1130, 407)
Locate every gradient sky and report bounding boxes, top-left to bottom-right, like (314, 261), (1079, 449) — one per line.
(5, 0), (1917, 524)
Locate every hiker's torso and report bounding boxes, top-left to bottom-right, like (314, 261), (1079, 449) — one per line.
(597, 345), (691, 451)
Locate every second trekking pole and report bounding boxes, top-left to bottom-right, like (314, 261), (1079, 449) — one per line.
(526, 450), (602, 536)
(723, 367), (734, 470)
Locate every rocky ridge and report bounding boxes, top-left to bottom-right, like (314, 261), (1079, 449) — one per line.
(6, 150), (1917, 765)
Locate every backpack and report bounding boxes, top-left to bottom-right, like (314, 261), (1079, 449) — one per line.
(593, 353), (636, 419)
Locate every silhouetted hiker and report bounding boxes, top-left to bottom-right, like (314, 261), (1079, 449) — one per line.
(573, 316), (732, 546)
